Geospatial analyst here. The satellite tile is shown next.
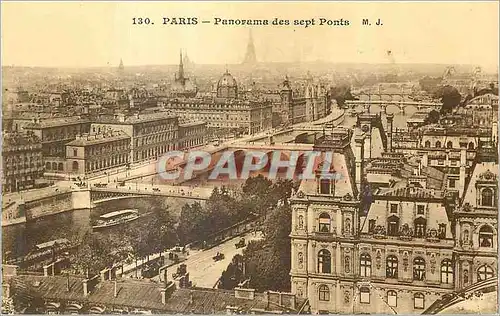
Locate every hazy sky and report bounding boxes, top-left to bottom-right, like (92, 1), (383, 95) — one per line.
(2, 1), (498, 71)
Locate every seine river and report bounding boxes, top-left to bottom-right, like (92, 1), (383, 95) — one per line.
(2, 108), (413, 260)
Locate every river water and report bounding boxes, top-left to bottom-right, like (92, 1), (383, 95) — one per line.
(2, 108), (413, 260)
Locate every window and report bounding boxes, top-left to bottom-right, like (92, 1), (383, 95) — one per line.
(449, 179), (456, 188)
(360, 253), (371, 277)
(479, 226), (493, 247)
(73, 149), (78, 156)
(424, 140), (431, 148)
(417, 205), (425, 215)
(414, 217), (426, 238)
(320, 178), (331, 194)
(477, 265), (494, 281)
(481, 188), (494, 207)
(318, 285), (330, 301)
(360, 287), (370, 304)
(368, 219), (376, 233)
(387, 216), (399, 236)
(438, 224), (446, 239)
(413, 257), (426, 281)
(72, 161), (79, 171)
(435, 141), (441, 148)
(446, 141), (453, 149)
(386, 255), (398, 278)
(468, 142), (475, 150)
(414, 293), (425, 309)
(440, 259), (453, 284)
(46, 162), (51, 170)
(58, 163), (63, 171)
(318, 213), (331, 233)
(318, 249), (331, 273)
(390, 204), (398, 213)
(387, 290), (397, 307)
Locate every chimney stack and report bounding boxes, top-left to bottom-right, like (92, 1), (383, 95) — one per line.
(160, 288), (167, 305)
(354, 133), (366, 193)
(82, 280), (89, 296)
(386, 113), (394, 152)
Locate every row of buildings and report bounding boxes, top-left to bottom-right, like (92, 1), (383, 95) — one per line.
(289, 95), (498, 313)
(2, 111), (206, 192)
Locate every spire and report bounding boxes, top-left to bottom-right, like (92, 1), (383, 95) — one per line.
(177, 49), (184, 81)
(118, 58), (124, 72)
(242, 29), (257, 65)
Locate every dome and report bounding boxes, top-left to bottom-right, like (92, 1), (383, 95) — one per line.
(217, 71), (238, 88)
(216, 70), (238, 99)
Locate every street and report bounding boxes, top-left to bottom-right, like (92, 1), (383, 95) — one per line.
(156, 231), (263, 288)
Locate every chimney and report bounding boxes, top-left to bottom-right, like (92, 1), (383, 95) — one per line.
(354, 133), (366, 193)
(459, 148), (467, 197)
(82, 279), (89, 296)
(160, 288), (167, 305)
(386, 113), (394, 152)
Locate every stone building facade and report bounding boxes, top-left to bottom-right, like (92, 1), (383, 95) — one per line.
(65, 131), (131, 177)
(2, 133), (44, 192)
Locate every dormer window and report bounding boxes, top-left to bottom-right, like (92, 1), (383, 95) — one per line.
(319, 213), (331, 232)
(319, 178), (331, 195)
(481, 188), (494, 207)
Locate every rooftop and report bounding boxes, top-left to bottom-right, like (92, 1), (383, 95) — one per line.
(66, 131), (129, 147)
(25, 116), (89, 129)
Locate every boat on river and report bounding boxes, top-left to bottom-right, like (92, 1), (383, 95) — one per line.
(92, 209), (140, 230)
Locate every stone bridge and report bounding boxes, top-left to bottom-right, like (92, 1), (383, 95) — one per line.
(90, 185), (211, 204)
(345, 100), (442, 114)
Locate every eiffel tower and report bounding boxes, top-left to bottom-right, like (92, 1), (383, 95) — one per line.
(242, 29), (257, 65)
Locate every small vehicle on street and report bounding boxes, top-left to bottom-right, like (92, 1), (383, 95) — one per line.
(235, 238), (246, 249)
(213, 252), (225, 261)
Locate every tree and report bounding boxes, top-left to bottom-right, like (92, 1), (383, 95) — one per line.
(434, 85), (461, 114)
(241, 205), (292, 292)
(424, 110), (440, 124)
(329, 85), (356, 108)
(72, 232), (114, 277)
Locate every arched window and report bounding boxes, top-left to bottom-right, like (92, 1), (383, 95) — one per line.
(468, 142), (475, 150)
(414, 293), (425, 309)
(477, 265), (494, 281)
(440, 259), (453, 284)
(387, 290), (397, 307)
(463, 269), (469, 285)
(58, 163), (63, 171)
(413, 257), (426, 281)
(424, 140), (431, 148)
(52, 162), (57, 170)
(481, 188), (494, 207)
(386, 255), (398, 278)
(317, 249), (331, 273)
(479, 226), (494, 247)
(360, 287), (370, 304)
(319, 213), (331, 233)
(46, 162), (51, 170)
(72, 161), (79, 171)
(387, 215), (399, 236)
(318, 285), (330, 301)
(435, 141), (441, 148)
(360, 253), (372, 277)
(446, 141), (453, 149)
(414, 217), (426, 238)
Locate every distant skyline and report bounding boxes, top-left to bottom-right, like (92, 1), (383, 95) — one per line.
(1, 2), (499, 72)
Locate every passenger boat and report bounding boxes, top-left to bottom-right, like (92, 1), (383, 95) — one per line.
(92, 209), (140, 230)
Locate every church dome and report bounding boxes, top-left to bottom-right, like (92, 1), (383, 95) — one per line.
(216, 70), (238, 99)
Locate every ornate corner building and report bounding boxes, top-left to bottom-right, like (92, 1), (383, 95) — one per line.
(290, 126), (498, 314)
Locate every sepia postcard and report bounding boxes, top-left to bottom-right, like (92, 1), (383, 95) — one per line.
(1, 1), (499, 314)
